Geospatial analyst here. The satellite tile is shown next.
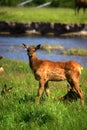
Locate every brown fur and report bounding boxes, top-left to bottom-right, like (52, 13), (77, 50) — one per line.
(0, 67), (4, 73)
(75, 0), (87, 14)
(22, 44), (84, 104)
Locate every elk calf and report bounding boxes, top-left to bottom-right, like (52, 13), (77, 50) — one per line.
(22, 44), (84, 104)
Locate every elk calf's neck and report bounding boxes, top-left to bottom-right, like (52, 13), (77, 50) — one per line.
(22, 43), (84, 104)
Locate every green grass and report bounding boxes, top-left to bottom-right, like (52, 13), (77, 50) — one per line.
(0, 58), (87, 130)
(0, 7), (87, 23)
(40, 45), (87, 56)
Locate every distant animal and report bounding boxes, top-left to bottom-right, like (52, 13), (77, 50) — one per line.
(1, 84), (12, 95)
(75, 0), (87, 14)
(22, 44), (84, 104)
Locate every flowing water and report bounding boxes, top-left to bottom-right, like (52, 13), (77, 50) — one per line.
(0, 35), (87, 67)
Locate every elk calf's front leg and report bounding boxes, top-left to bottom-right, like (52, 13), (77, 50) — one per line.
(36, 81), (45, 102)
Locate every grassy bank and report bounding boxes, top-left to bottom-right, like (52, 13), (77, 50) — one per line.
(62, 48), (87, 56)
(0, 58), (87, 130)
(0, 7), (87, 23)
(41, 44), (87, 56)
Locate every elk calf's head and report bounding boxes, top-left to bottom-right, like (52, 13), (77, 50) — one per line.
(22, 43), (41, 57)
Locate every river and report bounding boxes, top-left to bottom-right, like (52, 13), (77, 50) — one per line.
(0, 35), (87, 67)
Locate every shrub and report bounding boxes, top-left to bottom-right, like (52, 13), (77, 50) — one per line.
(51, 0), (59, 7)
(0, 0), (74, 8)
(33, 0), (47, 5)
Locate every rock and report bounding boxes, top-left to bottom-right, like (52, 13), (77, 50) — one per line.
(0, 21), (87, 37)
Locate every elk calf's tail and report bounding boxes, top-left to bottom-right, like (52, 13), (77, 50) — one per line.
(79, 65), (83, 74)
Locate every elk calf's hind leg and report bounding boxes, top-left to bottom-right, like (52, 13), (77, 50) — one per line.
(70, 80), (84, 105)
(44, 82), (50, 97)
(75, 84), (84, 105)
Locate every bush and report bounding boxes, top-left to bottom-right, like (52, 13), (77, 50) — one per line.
(0, 0), (24, 6)
(51, 0), (74, 8)
(51, 0), (59, 7)
(59, 0), (74, 8)
(33, 0), (47, 5)
(0, 0), (74, 8)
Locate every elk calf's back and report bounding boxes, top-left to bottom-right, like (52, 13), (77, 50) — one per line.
(22, 44), (84, 104)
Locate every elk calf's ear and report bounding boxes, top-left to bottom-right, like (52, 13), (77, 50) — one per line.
(36, 44), (41, 50)
(21, 43), (27, 49)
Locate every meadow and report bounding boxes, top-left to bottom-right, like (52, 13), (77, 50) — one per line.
(0, 7), (87, 23)
(0, 58), (87, 130)
(0, 6), (87, 130)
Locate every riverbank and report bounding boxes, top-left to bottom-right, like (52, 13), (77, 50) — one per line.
(0, 21), (87, 37)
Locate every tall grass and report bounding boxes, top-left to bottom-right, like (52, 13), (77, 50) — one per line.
(0, 58), (87, 130)
(0, 7), (87, 22)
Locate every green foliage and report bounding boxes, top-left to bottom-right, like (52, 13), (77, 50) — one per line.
(51, 0), (74, 8)
(59, 0), (75, 8)
(0, 58), (87, 130)
(34, 0), (47, 5)
(0, 0), (24, 6)
(0, 0), (75, 8)
(51, 0), (60, 7)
